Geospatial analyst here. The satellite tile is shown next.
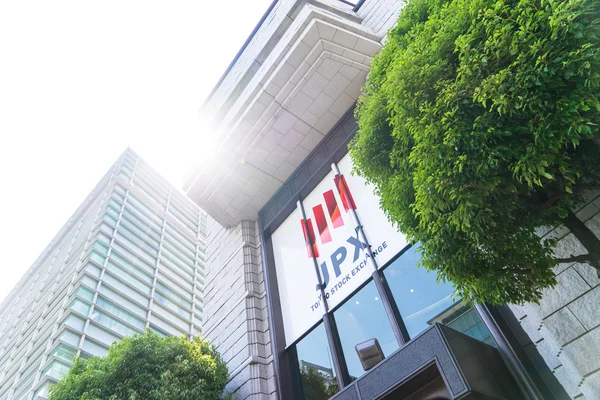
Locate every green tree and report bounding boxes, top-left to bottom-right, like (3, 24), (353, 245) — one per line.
(351, 0), (600, 304)
(48, 332), (228, 400)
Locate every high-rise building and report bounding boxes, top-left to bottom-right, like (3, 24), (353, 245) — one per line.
(0, 148), (206, 400)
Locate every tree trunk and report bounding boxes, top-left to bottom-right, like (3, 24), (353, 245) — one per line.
(557, 209), (600, 278)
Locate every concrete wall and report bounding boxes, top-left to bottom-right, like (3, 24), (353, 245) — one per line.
(357, 0), (405, 39)
(203, 217), (276, 399)
(509, 191), (600, 399)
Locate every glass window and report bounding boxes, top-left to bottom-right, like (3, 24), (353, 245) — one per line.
(42, 360), (72, 380)
(82, 262), (101, 278)
(92, 241), (109, 255)
(105, 205), (120, 220)
(48, 344), (77, 362)
(114, 184), (127, 196)
(100, 274), (149, 306)
(99, 222), (114, 236)
(109, 253), (154, 283)
(68, 299), (91, 317)
(96, 285), (147, 318)
(127, 194), (163, 224)
(156, 281), (192, 307)
(431, 304), (497, 347)
(62, 314), (86, 331)
(296, 324), (339, 400)
(105, 261), (152, 295)
(56, 330), (81, 347)
(88, 250), (106, 266)
(114, 233), (157, 265)
(96, 232), (112, 245)
(154, 291), (191, 319)
(193, 314), (202, 327)
(108, 198), (122, 210)
(149, 325), (167, 337)
(383, 245), (456, 339)
(95, 296), (145, 330)
(110, 244), (155, 276)
(75, 286), (95, 302)
(91, 311), (138, 337)
(333, 281), (399, 379)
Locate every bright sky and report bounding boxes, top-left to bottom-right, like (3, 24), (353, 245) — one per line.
(0, 0), (273, 304)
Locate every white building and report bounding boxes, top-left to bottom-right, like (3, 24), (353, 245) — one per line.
(0, 148), (206, 400)
(185, 1), (600, 399)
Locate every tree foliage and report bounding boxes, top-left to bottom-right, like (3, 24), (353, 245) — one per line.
(351, 0), (600, 304)
(48, 332), (229, 400)
(299, 366), (339, 399)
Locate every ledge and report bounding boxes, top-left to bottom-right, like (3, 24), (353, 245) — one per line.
(185, 2), (380, 227)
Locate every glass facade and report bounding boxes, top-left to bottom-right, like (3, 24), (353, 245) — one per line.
(296, 324), (339, 400)
(383, 245), (455, 339)
(267, 155), (502, 399)
(292, 242), (498, 398)
(0, 149), (206, 399)
(333, 281), (398, 379)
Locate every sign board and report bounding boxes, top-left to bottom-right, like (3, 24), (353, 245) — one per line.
(271, 154), (408, 345)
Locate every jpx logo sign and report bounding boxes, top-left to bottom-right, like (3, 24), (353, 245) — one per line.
(300, 174), (389, 312)
(271, 154), (408, 344)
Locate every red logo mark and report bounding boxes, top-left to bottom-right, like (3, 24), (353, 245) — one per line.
(301, 174), (357, 258)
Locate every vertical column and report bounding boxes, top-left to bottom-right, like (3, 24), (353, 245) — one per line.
(298, 200), (351, 389)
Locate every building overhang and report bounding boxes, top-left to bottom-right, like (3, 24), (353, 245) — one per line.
(184, 1), (381, 227)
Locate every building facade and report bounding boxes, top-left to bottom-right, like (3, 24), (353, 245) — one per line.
(184, 1), (600, 399)
(0, 149), (206, 400)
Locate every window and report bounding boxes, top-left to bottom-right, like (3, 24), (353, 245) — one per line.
(105, 261), (152, 295)
(296, 324), (339, 400)
(67, 299), (91, 317)
(433, 304), (496, 347)
(62, 314), (86, 331)
(156, 281), (192, 307)
(154, 291), (191, 319)
(91, 311), (138, 337)
(82, 262), (101, 278)
(42, 360), (71, 380)
(92, 240), (109, 255)
(48, 344), (77, 362)
(88, 250), (106, 266)
(95, 296), (146, 330)
(55, 330), (81, 347)
(333, 281), (399, 379)
(383, 245), (456, 339)
(109, 253), (154, 283)
(75, 286), (95, 302)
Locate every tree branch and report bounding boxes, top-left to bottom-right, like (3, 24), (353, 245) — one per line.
(533, 184), (591, 216)
(555, 254), (594, 264)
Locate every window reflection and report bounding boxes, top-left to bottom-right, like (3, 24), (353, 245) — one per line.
(429, 303), (497, 347)
(296, 324), (339, 400)
(333, 280), (399, 379)
(383, 245), (456, 339)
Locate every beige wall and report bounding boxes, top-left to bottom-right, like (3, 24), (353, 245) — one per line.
(510, 190), (600, 399)
(203, 217), (276, 399)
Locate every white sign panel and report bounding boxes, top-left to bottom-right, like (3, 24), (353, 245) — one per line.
(271, 206), (321, 344)
(271, 154), (408, 345)
(337, 154), (409, 269)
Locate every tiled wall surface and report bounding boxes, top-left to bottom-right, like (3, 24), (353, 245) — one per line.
(203, 218), (276, 400)
(510, 191), (600, 399)
(357, 0), (405, 38)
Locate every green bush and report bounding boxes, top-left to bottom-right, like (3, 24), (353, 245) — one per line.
(351, 0), (600, 304)
(49, 332), (228, 400)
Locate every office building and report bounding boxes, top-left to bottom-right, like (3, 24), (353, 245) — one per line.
(0, 149), (206, 400)
(184, 1), (600, 399)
